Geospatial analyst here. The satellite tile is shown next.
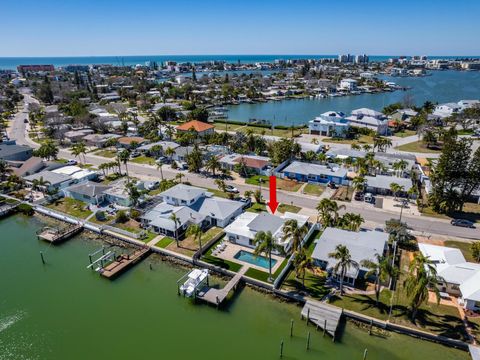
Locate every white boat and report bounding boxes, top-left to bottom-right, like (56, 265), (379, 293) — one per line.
(180, 269), (209, 297)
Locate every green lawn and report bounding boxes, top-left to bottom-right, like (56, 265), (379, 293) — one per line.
(395, 141), (442, 153)
(393, 129), (416, 138)
(467, 316), (480, 343)
(156, 236), (175, 248)
(94, 149), (117, 158)
(323, 135), (374, 145)
(302, 183), (324, 196)
(204, 188), (230, 199)
(131, 156), (156, 165)
(246, 202), (267, 213)
(245, 175), (269, 186)
(330, 250), (468, 341)
(444, 240), (478, 263)
(47, 198), (92, 219)
(138, 231), (157, 243)
(277, 203), (301, 213)
(421, 202), (480, 223)
(244, 257), (289, 283)
(245, 175), (302, 192)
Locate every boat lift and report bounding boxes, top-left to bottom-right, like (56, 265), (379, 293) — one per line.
(87, 246), (116, 272)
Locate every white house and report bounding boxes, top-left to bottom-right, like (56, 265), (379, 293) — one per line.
(433, 103), (462, 118)
(339, 78), (358, 91)
(346, 108), (389, 135)
(418, 243), (480, 311)
(458, 100), (480, 111)
(311, 228), (388, 286)
(224, 211), (309, 252)
(308, 111), (349, 137)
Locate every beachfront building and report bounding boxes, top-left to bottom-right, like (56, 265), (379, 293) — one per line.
(311, 227), (388, 286)
(140, 184), (243, 237)
(282, 161), (348, 185)
(418, 244), (480, 311)
(346, 108), (389, 135)
(308, 111), (349, 137)
(224, 211), (309, 252)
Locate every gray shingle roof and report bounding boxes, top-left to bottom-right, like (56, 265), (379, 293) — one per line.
(159, 184), (205, 202)
(283, 161), (347, 178)
(24, 170), (71, 186)
(311, 227), (388, 278)
(365, 175), (412, 191)
(66, 181), (111, 197)
(0, 144), (32, 159)
(190, 196), (243, 220)
(247, 212), (285, 234)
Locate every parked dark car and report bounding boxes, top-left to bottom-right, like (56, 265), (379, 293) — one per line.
(354, 192), (364, 201)
(450, 219), (475, 228)
(327, 181), (337, 189)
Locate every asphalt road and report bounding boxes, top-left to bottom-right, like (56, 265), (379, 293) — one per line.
(9, 91), (480, 240)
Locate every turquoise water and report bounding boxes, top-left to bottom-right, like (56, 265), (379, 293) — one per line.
(234, 250), (277, 269)
(1, 55), (479, 70)
(226, 70), (480, 125)
(0, 215), (470, 359)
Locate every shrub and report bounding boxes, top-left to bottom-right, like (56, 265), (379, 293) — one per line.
(116, 210), (129, 223)
(17, 203), (34, 216)
(171, 161), (178, 170)
(95, 211), (106, 221)
(130, 209), (141, 220)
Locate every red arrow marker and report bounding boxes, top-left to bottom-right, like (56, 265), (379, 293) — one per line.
(268, 176), (279, 214)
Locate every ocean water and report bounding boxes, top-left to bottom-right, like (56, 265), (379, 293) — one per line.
(1, 54), (479, 70)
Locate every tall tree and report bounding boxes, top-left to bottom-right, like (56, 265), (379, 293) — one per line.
(253, 231), (282, 282)
(281, 219), (307, 253)
(361, 254), (398, 305)
(186, 224), (203, 253)
(328, 245), (358, 295)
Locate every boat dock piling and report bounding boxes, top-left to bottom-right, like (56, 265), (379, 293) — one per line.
(37, 223), (84, 244)
(301, 300), (343, 339)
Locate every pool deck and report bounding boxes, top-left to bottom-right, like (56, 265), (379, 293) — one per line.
(215, 243), (285, 273)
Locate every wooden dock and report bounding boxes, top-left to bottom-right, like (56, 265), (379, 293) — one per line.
(197, 267), (247, 306)
(100, 247), (150, 279)
(37, 224), (84, 244)
(301, 300), (343, 337)
(0, 203), (17, 218)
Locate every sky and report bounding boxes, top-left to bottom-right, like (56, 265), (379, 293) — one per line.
(1, 0), (480, 57)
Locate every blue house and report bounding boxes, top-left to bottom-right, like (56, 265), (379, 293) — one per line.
(282, 161), (348, 184)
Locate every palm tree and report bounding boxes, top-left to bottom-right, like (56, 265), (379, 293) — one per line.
(164, 146), (176, 162)
(205, 156), (221, 177)
(117, 149), (131, 180)
(293, 248), (314, 288)
(156, 161), (164, 181)
(316, 152), (327, 164)
(244, 190), (253, 200)
(31, 177), (51, 198)
(281, 219), (307, 253)
(361, 254), (397, 305)
(175, 173), (184, 184)
(362, 144), (372, 152)
(311, 138), (319, 145)
(339, 212), (364, 231)
(328, 245), (358, 295)
(389, 182), (404, 200)
(70, 141), (87, 164)
(392, 160), (408, 177)
(316, 199), (345, 227)
(352, 176), (366, 193)
(169, 213), (181, 247)
(351, 143), (361, 151)
(0, 160), (13, 181)
(186, 224), (203, 253)
(214, 178), (226, 192)
(404, 253), (442, 321)
(253, 231), (282, 282)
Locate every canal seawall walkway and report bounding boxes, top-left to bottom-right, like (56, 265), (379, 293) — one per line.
(27, 202), (474, 354)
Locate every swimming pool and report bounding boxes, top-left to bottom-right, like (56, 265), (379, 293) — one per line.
(234, 250), (277, 269)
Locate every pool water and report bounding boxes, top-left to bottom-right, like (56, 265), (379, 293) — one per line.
(234, 250), (277, 269)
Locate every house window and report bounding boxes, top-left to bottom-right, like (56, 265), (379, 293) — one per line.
(451, 284), (460, 291)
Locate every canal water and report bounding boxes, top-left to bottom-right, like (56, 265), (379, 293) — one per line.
(0, 215), (468, 360)
(225, 70), (480, 126)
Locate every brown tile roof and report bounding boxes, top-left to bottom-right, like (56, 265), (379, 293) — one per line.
(234, 156), (269, 169)
(176, 120), (214, 132)
(117, 136), (145, 145)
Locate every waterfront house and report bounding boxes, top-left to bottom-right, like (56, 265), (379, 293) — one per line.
(346, 108), (389, 135)
(311, 227), (388, 286)
(339, 79), (358, 91)
(282, 161), (348, 185)
(224, 211), (309, 252)
(11, 157), (45, 177)
(64, 181), (111, 206)
(389, 109), (418, 123)
(140, 184), (244, 237)
(458, 99), (480, 111)
(433, 103), (462, 118)
(24, 171), (74, 193)
(308, 111), (349, 137)
(176, 120), (214, 139)
(418, 243), (480, 311)
(52, 165), (98, 183)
